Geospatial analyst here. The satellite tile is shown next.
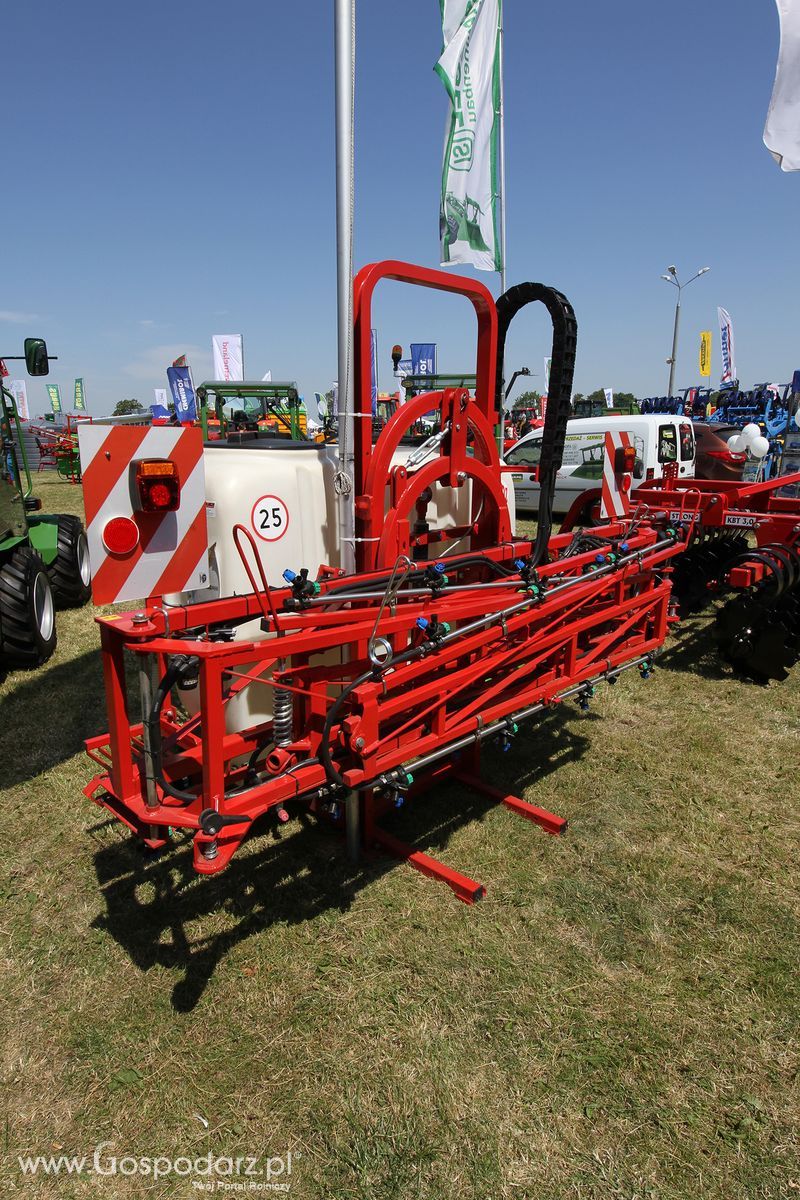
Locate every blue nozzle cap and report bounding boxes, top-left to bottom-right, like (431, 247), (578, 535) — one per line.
(620, 542), (629, 552)
(433, 561), (446, 573)
(514, 558), (526, 571)
(595, 554), (606, 565)
(282, 569), (297, 584)
(415, 617), (429, 631)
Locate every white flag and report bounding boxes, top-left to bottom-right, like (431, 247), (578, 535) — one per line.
(212, 334), (244, 381)
(718, 307), (736, 384)
(7, 379), (29, 420)
(153, 388), (168, 408)
(436, 0), (502, 272)
(262, 371), (272, 382)
(604, 388), (614, 409)
(764, 0), (800, 170)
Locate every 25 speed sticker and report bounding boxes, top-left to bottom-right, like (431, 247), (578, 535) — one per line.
(251, 494), (290, 541)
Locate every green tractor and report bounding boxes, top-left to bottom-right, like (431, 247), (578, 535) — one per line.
(0, 338), (91, 668)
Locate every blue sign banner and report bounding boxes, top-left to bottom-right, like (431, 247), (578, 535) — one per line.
(792, 369), (800, 395)
(370, 328), (378, 416)
(410, 343), (437, 377)
(150, 403), (170, 420)
(166, 366), (197, 423)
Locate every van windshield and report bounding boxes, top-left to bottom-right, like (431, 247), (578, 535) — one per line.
(506, 439), (542, 467)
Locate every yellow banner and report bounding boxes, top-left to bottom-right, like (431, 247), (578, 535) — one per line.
(699, 330), (712, 377)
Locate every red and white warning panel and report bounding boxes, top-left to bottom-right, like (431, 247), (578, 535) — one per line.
(600, 430), (634, 520)
(78, 425), (209, 605)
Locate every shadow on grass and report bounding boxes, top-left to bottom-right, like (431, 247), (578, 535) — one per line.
(658, 614), (770, 686)
(91, 707), (590, 1012)
(0, 649), (106, 787)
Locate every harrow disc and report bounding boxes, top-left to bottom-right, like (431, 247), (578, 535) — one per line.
(716, 594), (796, 682)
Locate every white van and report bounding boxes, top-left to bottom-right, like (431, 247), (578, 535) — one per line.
(505, 414), (696, 514)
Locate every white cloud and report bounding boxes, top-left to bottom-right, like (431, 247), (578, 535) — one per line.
(137, 319), (156, 328)
(0, 310), (40, 323)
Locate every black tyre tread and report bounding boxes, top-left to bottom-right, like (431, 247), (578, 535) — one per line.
(0, 547), (57, 668)
(47, 514), (92, 608)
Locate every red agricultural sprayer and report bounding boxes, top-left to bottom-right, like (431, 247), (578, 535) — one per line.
(81, 262), (800, 902)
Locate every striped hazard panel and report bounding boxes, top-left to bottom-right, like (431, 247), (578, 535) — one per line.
(78, 424), (209, 605)
(600, 430), (633, 521)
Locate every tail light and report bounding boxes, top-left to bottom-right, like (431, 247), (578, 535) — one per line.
(645, 467), (655, 480)
(614, 445), (637, 473)
(706, 449), (746, 464)
(135, 459), (180, 512)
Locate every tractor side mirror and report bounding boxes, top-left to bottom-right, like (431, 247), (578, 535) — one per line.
(24, 337), (50, 376)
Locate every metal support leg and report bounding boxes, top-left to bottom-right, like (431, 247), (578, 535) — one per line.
(346, 788), (361, 862)
(454, 771), (567, 835)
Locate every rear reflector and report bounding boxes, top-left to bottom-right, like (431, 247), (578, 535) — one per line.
(135, 459), (180, 512)
(102, 515), (140, 555)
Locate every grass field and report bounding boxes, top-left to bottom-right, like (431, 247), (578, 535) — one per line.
(1, 476), (798, 1199)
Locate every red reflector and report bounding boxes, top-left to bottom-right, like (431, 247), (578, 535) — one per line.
(102, 515), (140, 555)
(621, 475), (631, 492)
(645, 467), (655, 480)
(622, 445), (637, 472)
(135, 459), (180, 512)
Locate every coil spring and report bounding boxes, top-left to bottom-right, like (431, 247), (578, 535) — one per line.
(273, 687), (293, 747)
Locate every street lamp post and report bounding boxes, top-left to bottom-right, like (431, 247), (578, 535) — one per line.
(661, 265), (710, 397)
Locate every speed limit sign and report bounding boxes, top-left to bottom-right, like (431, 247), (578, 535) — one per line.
(251, 494), (290, 542)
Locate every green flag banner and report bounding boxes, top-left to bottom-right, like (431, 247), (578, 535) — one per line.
(74, 377), (86, 411)
(436, 0), (503, 272)
(46, 384), (62, 414)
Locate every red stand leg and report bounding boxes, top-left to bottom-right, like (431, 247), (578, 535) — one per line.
(453, 771), (567, 835)
(371, 828), (485, 905)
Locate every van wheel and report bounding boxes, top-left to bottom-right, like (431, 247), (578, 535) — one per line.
(0, 546), (57, 668)
(48, 515), (92, 608)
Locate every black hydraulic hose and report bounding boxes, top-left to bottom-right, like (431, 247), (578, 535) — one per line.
(147, 656), (197, 803)
(320, 553), (515, 600)
(495, 283), (577, 566)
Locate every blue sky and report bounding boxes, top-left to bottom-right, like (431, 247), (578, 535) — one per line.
(1, 1), (796, 415)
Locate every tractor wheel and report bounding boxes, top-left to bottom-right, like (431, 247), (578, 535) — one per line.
(47, 514), (92, 608)
(0, 546), (57, 668)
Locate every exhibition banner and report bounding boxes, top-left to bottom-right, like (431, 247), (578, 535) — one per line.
(410, 343), (437, 377)
(7, 379), (29, 420)
(212, 334), (244, 382)
(437, 0), (503, 271)
(166, 366), (197, 423)
(699, 331), (712, 377)
(764, 0), (800, 170)
(718, 308), (736, 384)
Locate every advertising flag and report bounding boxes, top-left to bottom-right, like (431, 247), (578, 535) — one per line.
(212, 334), (244, 382)
(172, 354), (188, 368)
(0, 360), (8, 378)
(74, 377), (87, 411)
(604, 388), (614, 409)
(543, 357), (551, 391)
(7, 379), (29, 420)
(46, 384), (62, 414)
(370, 329), (378, 416)
(410, 343), (437, 377)
(699, 331), (712, 378)
(718, 308), (736, 384)
(436, 0), (503, 272)
(764, 0), (800, 170)
(166, 366), (197, 423)
(153, 387), (169, 409)
(395, 359), (412, 402)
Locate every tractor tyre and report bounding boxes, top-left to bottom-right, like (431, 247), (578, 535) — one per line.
(0, 546), (57, 668)
(47, 514), (92, 608)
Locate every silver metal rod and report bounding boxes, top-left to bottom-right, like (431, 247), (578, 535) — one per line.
(139, 657), (160, 811)
(335, 0), (356, 575)
(346, 788), (360, 860)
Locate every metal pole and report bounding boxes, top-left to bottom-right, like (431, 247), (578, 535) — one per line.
(497, 2), (507, 298)
(667, 292), (681, 398)
(334, 0), (356, 575)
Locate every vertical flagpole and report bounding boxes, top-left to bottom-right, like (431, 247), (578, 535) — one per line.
(497, 1), (507, 297)
(335, 0), (356, 577)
